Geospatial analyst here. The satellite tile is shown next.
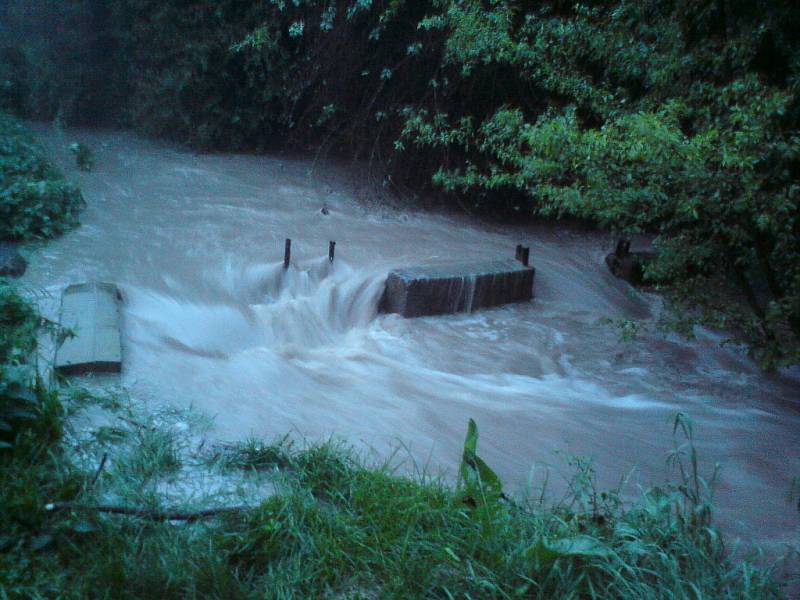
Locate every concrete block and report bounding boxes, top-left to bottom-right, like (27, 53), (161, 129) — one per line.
(55, 282), (122, 375)
(380, 259), (534, 318)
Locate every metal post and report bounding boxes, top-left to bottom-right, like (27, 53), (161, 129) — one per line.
(515, 244), (529, 266)
(329, 241), (336, 263)
(284, 238), (291, 269)
(521, 246), (530, 267)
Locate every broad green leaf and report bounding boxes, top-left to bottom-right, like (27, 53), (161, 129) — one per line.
(459, 419), (502, 496)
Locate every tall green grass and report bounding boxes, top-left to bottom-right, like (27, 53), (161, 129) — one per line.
(1, 394), (787, 597)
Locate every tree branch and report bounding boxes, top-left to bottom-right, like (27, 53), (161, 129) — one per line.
(45, 502), (251, 522)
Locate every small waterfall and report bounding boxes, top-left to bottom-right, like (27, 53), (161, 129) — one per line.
(250, 258), (386, 348)
(126, 258), (387, 358)
(449, 274), (477, 313)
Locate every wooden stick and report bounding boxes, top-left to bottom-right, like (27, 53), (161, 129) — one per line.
(521, 246), (530, 267)
(45, 502), (251, 522)
(284, 238), (292, 269)
(90, 453), (108, 487)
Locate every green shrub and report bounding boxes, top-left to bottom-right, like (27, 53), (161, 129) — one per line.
(0, 113), (84, 240)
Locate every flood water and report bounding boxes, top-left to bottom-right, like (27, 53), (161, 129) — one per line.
(20, 125), (800, 561)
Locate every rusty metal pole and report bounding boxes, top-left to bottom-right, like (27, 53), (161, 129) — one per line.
(284, 238), (291, 269)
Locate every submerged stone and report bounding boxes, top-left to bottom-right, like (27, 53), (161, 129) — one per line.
(0, 242), (27, 278)
(55, 282), (123, 375)
(379, 259), (534, 318)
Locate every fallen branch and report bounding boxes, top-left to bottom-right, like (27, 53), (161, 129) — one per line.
(45, 502), (251, 522)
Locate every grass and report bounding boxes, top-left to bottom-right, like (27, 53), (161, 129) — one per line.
(1, 392), (789, 597)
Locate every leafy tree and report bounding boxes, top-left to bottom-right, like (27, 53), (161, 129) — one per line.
(397, 1), (800, 365)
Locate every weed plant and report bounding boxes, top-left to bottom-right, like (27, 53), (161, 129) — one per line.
(68, 142), (94, 172)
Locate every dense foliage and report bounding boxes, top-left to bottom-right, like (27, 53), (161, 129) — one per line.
(0, 283), (55, 448)
(0, 282), (72, 578)
(1, 0), (799, 364)
(0, 113), (84, 240)
(0, 1), (121, 124)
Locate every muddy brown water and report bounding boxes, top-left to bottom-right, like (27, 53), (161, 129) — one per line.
(20, 124), (800, 568)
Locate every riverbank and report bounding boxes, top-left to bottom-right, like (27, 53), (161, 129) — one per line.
(0, 291), (787, 595)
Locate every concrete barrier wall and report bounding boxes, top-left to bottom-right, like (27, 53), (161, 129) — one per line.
(55, 282), (123, 375)
(379, 259), (534, 318)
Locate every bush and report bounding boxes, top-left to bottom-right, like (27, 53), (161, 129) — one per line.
(0, 113), (84, 240)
